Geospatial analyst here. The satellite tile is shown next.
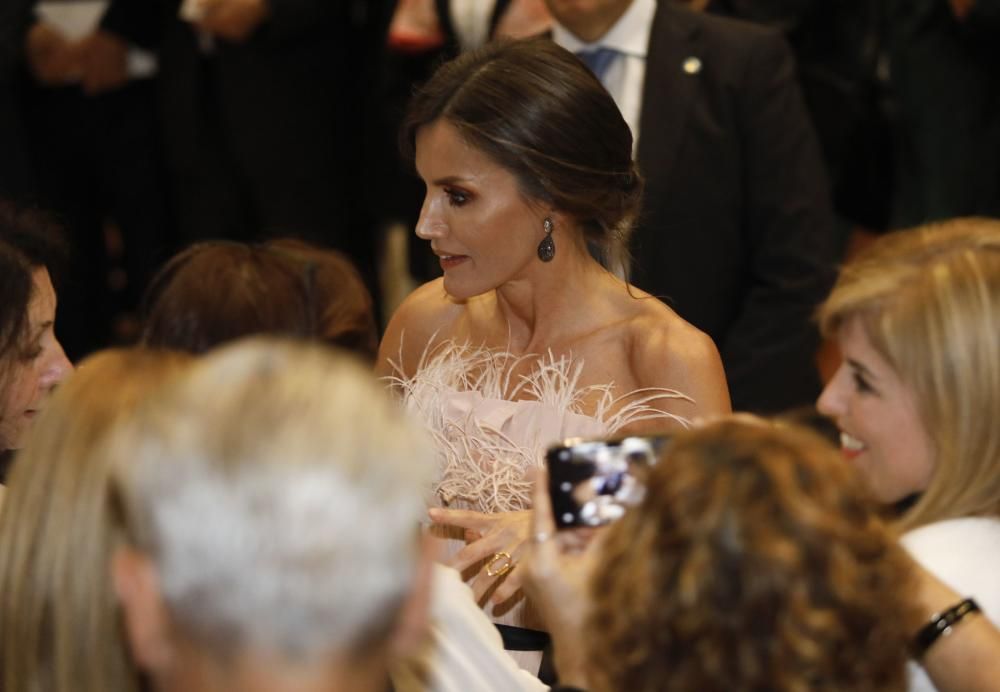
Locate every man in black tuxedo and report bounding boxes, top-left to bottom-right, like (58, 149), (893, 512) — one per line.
(546, 0), (838, 413)
(87, 0), (376, 262)
(0, 0), (37, 202)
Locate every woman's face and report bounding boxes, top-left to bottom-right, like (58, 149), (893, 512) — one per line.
(414, 119), (547, 299)
(0, 268), (72, 450)
(817, 316), (934, 504)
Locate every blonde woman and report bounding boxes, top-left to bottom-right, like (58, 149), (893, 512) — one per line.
(817, 217), (1000, 690)
(0, 348), (191, 692)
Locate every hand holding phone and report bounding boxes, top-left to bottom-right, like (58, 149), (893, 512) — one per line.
(546, 435), (670, 528)
(521, 467), (595, 687)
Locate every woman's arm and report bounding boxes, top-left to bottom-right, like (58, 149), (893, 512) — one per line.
(911, 562), (1000, 692)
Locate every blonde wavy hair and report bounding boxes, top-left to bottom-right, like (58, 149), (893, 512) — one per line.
(587, 420), (915, 692)
(0, 348), (192, 692)
(817, 217), (1000, 530)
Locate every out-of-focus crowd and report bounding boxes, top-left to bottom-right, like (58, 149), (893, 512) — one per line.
(2, 3), (1000, 690)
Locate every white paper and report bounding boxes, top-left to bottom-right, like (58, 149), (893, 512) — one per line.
(179, 0), (207, 22)
(35, 0), (107, 40)
(35, 0), (158, 79)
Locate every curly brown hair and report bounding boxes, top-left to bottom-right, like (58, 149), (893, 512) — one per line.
(587, 420), (916, 692)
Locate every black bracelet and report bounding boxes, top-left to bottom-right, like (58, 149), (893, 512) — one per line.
(913, 598), (982, 658)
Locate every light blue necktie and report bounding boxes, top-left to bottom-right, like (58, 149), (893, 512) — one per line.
(575, 47), (619, 85)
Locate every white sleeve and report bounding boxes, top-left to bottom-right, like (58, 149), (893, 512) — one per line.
(901, 518), (1000, 692)
(392, 565), (550, 692)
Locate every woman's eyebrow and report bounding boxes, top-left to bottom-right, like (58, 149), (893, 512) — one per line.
(31, 320), (53, 341)
(846, 358), (878, 382)
(430, 175), (472, 186)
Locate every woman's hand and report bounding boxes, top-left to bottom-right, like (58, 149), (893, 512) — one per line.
(521, 468), (597, 688)
(427, 507), (531, 605)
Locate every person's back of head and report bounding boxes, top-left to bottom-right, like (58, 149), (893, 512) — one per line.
(0, 348), (192, 692)
(818, 217), (1000, 529)
(264, 239), (378, 361)
(108, 339), (434, 691)
(142, 240), (377, 362)
(587, 419), (915, 691)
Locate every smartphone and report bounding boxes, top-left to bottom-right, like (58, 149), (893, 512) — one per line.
(546, 435), (671, 528)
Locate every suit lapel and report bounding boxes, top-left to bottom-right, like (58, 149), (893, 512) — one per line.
(637, 4), (701, 183)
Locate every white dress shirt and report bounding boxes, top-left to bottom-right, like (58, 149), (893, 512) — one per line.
(450, 0), (497, 51)
(551, 0), (656, 146)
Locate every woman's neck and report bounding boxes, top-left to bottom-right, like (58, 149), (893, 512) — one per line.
(492, 240), (619, 352)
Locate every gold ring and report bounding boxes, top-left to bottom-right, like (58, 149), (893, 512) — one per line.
(486, 551), (515, 577)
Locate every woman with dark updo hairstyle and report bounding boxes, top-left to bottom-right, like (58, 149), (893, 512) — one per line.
(377, 37), (730, 671)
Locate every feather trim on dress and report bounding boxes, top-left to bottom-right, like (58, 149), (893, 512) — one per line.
(387, 340), (692, 513)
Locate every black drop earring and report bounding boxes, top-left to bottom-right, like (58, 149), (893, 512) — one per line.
(538, 217), (555, 262)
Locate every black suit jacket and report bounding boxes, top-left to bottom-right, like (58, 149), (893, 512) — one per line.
(99, 0), (364, 248)
(0, 0), (37, 202)
(630, 3), (837, 413)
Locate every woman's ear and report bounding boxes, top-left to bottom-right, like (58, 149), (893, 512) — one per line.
(112, 545), (175, 675)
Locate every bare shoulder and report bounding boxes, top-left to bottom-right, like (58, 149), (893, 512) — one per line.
(376, 279), (464, 378)
(627, 298), (732, 419)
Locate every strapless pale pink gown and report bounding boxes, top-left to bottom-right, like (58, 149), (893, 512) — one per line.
(389, 341), (691, 672)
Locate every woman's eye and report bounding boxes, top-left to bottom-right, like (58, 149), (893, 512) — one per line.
(852, 371), (874, 394)
(445, 188), (468, 206)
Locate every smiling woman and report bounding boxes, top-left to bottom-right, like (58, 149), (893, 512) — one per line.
(377, 37), (730, 673)
(816, 217), (1000, 692)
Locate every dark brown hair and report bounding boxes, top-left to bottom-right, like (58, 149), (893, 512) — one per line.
(588, 420), (915, 691)
(403, 37), (642, 263)
(0, 201), (68, 284)
(0, 242), (31, 369)
(0, 203), (69, 383)
(141, 240), (377, 362)
(266, 239), (378, 360)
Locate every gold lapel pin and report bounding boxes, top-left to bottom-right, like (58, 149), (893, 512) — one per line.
(683, 56), (702, 74)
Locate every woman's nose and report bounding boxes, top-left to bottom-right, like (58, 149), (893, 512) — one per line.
(415, 197), (447, 240)
(41, 341), (73, 391)
(816, 365), (847, 418)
